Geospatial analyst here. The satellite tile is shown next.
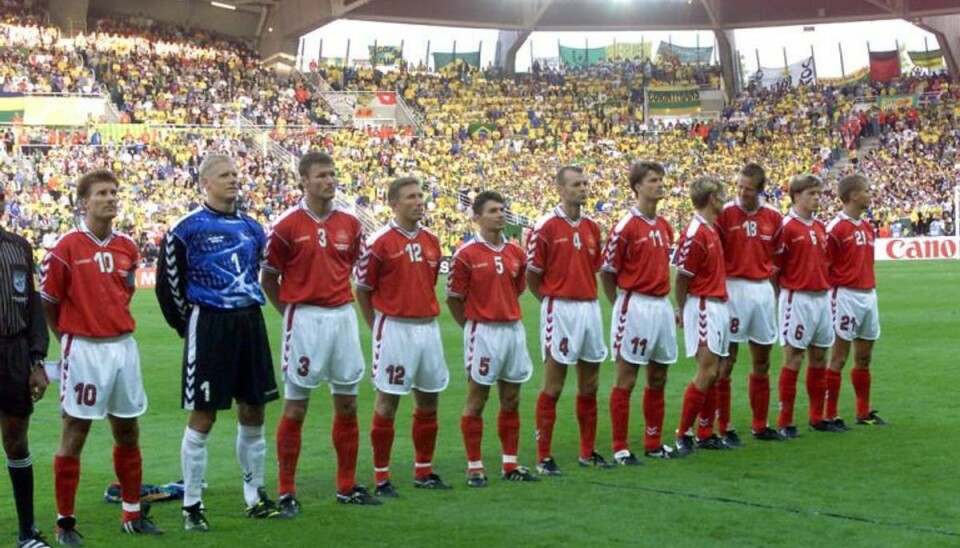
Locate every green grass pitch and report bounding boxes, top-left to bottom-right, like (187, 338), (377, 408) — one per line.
(2, 261), (958, 546)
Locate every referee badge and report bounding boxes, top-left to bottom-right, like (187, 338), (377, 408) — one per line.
(13, 269), (27, 294)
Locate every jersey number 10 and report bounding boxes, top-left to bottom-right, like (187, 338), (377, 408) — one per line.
(93, 251), (114, 273)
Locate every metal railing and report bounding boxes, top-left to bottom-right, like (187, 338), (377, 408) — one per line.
(394, 92), (424, 131)
(437, 186), (532, 228)
(239, 112), (386, 234)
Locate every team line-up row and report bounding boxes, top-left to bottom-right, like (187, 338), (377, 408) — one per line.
(0, 154), (883, 546)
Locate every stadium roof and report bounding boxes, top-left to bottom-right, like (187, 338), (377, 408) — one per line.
(90, 0), (960, 40)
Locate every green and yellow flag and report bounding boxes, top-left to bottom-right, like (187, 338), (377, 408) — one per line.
(0, 93), (25, 123)
(647, 86), (701, 116)
(907, 49), (945, 69)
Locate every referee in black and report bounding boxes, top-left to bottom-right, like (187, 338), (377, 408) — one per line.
(0, 185), (51, 547)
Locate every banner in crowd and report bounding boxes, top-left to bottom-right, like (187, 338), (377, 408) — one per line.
(351, 92), (398, 120)
(656, 42), (713, 65)
(875, 237), (960, 261)
(869, 50), (901, 83)
(750, 56), (816, 89)
(818, 66), (870, 87)
(368, 45), (402, 66)
(433, 51), (481, 69)
(0, 92), (25, 122)
(646, 85), (701, 116)
(907, 49), (945, 69)
(558, 44), (608, 67)
(878, 94), (918, 110)
(321, 56), (346, 66)
(607, 41), (652, 60)
(532, 56), (561, 69)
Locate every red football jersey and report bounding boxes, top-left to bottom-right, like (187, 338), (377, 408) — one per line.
(355, 220), (441, 318)
(716, 199), (783, 280)
(826, 212), (876, 289)
(446, 234), (526, 322)
(673, 214), (727, 300)
(40, 226), (138, 337)
(775, 209), (830, 292)
(602, 207), (674, 296)
(526, 206), (601, 300)
(262, 201), (363, 307)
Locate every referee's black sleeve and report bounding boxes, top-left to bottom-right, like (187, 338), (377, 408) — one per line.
(156, 231), (190, 337)
(25, 240), (48, 361)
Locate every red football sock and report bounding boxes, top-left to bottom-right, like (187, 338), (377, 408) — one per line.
(697, 384), (718, 440)
(749, 373), (771, 432)
(643, 387), (665, 452)
(276, 415), (303, 496)
(332, 414), (358, 494)
(460, 415), (484, 474)
(609, 387), (632, 454)
(806, 367), (826, 424)
(851, 368), (872, 418)
(113, 445), (142, 521)
(716, 377), (732, 434)
(54, 455), (80, 519)
(777, 368), (799, 428)
(678, 383), (707, 436)
(497, 410), (520, 473)
(412, 408), (438, 478)
(576, 394), (598, 459)
(535, 392), (558, 462)
(824, 369), (843, 420)
(370, 413), (394, 484)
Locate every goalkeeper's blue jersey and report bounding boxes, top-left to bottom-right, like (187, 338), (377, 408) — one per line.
(159, 204), (266, 312)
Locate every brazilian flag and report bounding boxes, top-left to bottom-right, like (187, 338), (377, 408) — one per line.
(0, 93), (25, 122)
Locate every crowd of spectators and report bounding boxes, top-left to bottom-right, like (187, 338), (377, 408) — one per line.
(1, 2), (957, 260)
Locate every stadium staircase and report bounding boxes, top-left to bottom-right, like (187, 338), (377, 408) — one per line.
(236, 113), (386, 234)
(438, 187), (531, 228)
(295, 68), (422, 131)
(829, 136), (880, 176)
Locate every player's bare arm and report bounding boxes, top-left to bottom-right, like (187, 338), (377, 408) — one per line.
(674, 272), (690, 327)
(260, 271), (284, 315)
(41, 300), (62, 342)
(445, 295), (466, 328)
(600, 271), (618, 305)
(356, 287), (375, 329)
(526, 269), (543, 301)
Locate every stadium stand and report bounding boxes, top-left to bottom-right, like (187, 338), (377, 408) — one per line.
(1, 1), (956, 260)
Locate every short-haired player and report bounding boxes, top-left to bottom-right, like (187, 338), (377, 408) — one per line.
(672, 177), (731, 457)
(262, 151), (380, 512)
(711, 163), (785, 444)
(824, 175), (885, 427)
(774, 174), (843, 437)
(527, 166), (612, 475)
(356, 176), (451, 496)
(602, 162), (680, 463)
(42, 169), (162, 543)
(447, 191), (540, 487)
